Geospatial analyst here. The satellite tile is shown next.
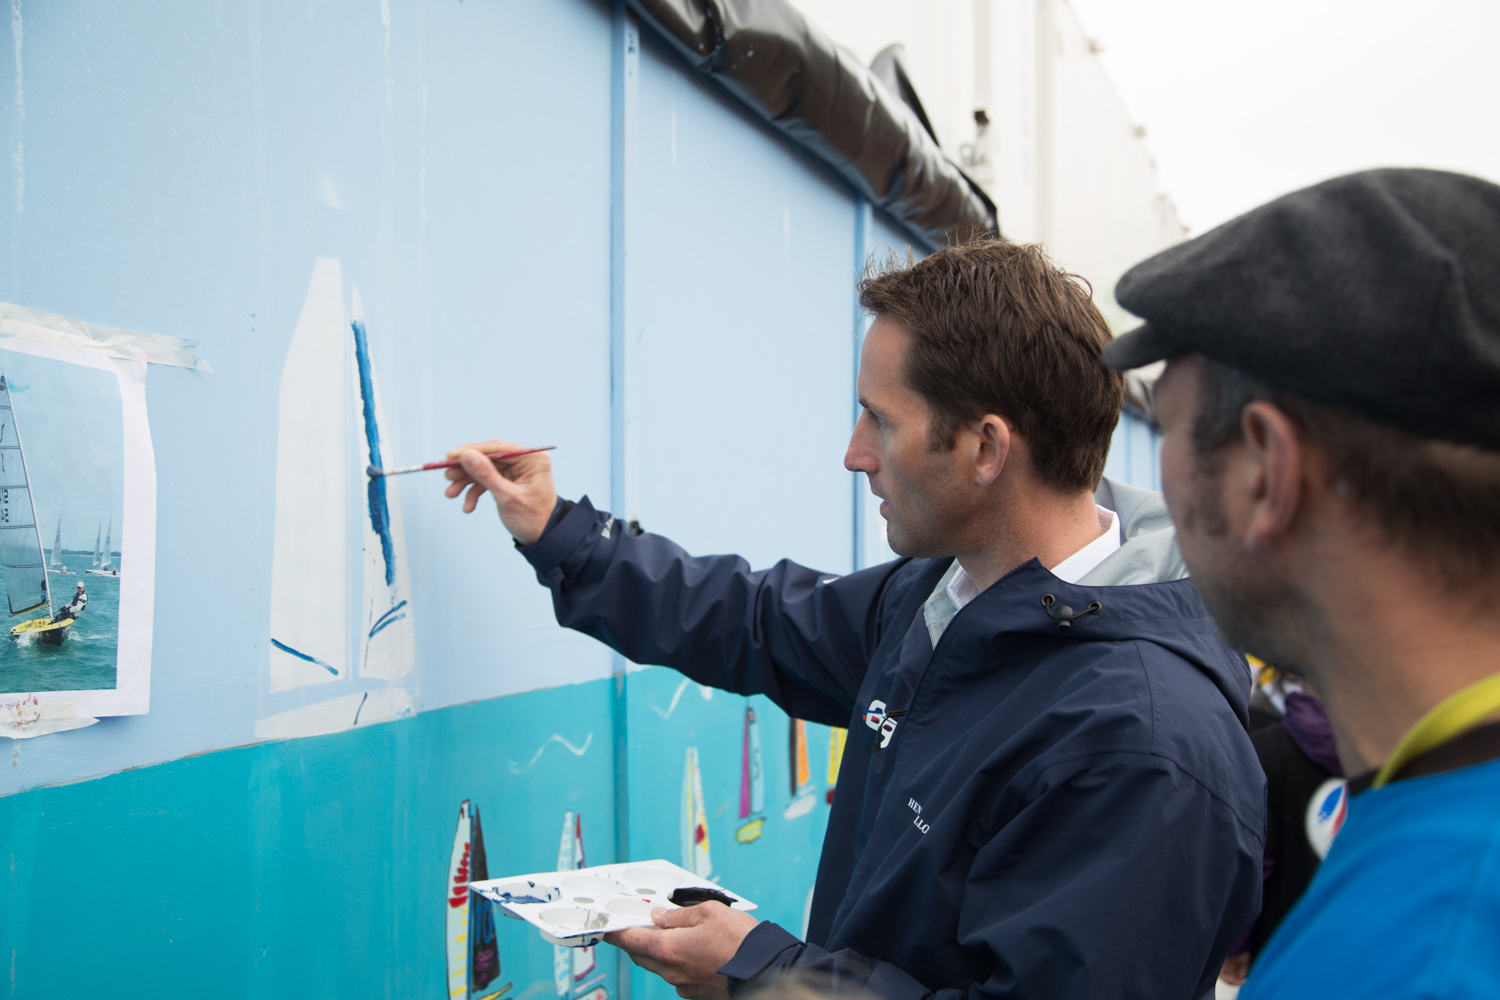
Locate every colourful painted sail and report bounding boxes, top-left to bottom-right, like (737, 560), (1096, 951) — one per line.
(783, 719), (817, 820)
(0, 374), (50, 618)
(468, 805), (504, 998)
(448, 801), (475, 999)
(791, 719), (812, 795)
(826, 728), (847, 804)
(682, 747), (713, 876)
(736, 703), (767, 843)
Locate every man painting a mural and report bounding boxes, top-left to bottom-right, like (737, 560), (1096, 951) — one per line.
(443, 240), (1265, 1000)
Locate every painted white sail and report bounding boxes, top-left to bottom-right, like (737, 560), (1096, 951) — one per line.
(100, 517), (113, 571)
(349, 288), (415, 682)
(91, 521), (101, 568)
(0, 374), (51, 618)
(49, 516), (62, 569)
(268, 257), (349, 690)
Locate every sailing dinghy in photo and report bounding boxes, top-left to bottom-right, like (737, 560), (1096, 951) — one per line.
(47, 515), (73, 575)
(0, 374), (71, 645)
(86, 517), (119, 577)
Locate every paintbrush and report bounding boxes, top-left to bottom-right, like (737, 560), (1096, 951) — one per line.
(366, 445), (556, 478)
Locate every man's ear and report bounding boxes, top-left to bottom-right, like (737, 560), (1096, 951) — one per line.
(1239, 401), (1305, 553)
(973, 414), (1012, 486)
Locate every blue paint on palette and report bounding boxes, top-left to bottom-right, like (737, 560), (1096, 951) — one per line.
(351, 320), (396, 587)
(270, 638), (338, 675)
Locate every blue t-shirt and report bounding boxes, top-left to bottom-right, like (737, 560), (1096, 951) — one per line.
(1242, 757), (1500, 999)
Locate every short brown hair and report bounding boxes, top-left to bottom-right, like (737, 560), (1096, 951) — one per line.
(858, 239), (1124, 493)
(1193, 358), (1500, 589)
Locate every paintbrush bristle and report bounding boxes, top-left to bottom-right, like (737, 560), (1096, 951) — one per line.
(366, 465), (383, 477)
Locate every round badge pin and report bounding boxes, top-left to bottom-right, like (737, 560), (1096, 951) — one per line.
(1305, 777), (1349, 860)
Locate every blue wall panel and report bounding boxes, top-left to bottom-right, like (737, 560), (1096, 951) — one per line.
(628, 35), (858, 575)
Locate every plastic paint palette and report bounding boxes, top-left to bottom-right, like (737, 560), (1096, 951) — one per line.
(470, 859), (756, 947)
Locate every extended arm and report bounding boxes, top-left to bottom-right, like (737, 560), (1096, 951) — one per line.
(444, 440), (906, 725)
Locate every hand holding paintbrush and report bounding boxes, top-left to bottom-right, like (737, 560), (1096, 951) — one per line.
(440, 439), (561, 546)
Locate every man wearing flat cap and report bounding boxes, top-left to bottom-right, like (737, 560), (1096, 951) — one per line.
(1105, 167), (1500, 998)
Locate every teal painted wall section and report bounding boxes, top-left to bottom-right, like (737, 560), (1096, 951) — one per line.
(2, 682), (621, 999)
(623, 669), (838, 1000)
(0, 673), (834, 1000)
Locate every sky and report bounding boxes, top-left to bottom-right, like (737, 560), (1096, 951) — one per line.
(0, 348), (125, 557)
(1067, 0), (1500, 234)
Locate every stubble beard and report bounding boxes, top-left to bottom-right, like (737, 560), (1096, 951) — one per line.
(1179, 469), (1317, 679)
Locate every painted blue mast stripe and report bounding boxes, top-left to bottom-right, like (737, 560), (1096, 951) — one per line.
(351, 320), (396, 588)
(270, 638), (338, 675)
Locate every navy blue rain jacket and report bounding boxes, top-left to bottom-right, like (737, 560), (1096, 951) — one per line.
(521, 488), (1264, 1000)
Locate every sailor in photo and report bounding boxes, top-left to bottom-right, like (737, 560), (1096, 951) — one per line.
(444, 240), (1265, 1000)
(55, 582), (87, 624)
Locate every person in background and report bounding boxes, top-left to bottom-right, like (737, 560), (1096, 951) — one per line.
(1245, 657), (1291, 733)
(445, 240), (1265, 1000)
(1219, 674), (1343, 987)
(55, 581), (87, 623)
(1105, 167), (1500, 999)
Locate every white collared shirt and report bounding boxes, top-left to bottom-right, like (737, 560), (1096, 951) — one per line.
(924, 505), (1121, 646)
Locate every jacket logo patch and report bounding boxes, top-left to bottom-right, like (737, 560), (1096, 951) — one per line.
(864, 699), (900, 748)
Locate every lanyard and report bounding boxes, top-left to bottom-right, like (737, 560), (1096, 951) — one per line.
(1372, 671), (1500, 789)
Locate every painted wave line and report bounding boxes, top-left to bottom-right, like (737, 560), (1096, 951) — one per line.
(508, 732), (594, 773)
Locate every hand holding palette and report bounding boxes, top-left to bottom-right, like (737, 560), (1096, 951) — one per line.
(470, 859), (757, 947)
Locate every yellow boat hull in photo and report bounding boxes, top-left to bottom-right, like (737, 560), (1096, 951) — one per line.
(10, 615), (72, 646)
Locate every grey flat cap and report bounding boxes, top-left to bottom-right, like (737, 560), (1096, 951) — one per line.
(1103, 168), (1500, 451)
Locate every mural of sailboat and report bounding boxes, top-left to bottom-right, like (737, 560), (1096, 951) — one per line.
(268, 258), (349, 689)
(682, 747), (713, 876)
(554, 811), (600, 999)
(0, 374), (69, 645)
(85, 516), (118, 577)
(783, 719), (816, 820)
(46, 515), (71, 575)
(826, 728), (847, 805)
(350, 289), (415, 682)
(449, 801), (477, 999)
(468, 805), (507, 1000)
(735, 703), (766, 844)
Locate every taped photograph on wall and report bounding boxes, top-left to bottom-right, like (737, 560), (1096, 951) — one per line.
(0, 336), (154, 720)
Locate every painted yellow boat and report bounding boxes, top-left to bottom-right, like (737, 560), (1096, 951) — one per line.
(10, 615), (72, 646)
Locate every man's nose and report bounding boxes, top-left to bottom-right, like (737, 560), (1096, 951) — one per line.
(844, 423), (877, 474)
